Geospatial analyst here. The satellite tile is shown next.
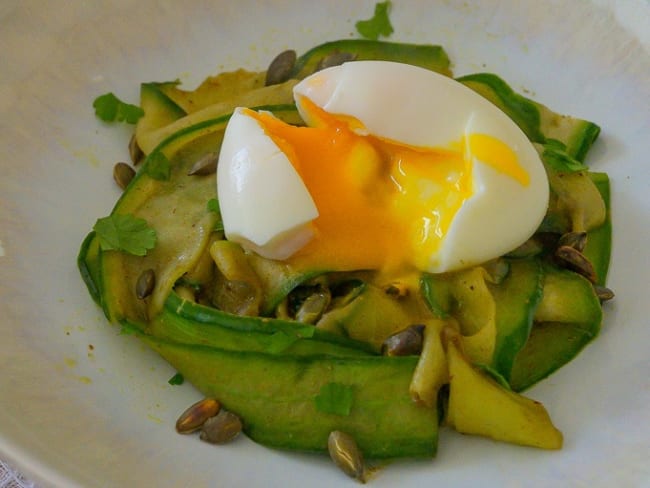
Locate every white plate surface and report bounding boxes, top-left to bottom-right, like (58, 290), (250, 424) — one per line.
(1, 1), (649, 486)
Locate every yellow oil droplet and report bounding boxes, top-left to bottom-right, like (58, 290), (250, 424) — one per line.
(64, 357), (77, 368)
(76, 376), (92, 384)
(70, 146), (102, 167)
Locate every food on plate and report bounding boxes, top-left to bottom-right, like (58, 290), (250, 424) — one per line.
(79, 34), (612, 482)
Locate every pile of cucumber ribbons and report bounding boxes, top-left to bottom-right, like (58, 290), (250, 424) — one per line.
(78, 39), (611, 460)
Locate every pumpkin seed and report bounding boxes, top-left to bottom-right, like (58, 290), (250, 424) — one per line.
(558, 231), (587, 252)
(295, 289), (331, 324)
(213, 279), (260, 316)
(594, 284), (615, 302)
(265, 49), (297, 86)
(135, 268), (156, 299)
(187, 152), (218, 176)
(328, 279), (365, 309)
(199, 410), (243, 444)
(383, 282), (409, 298)
(175, 398), (221, 434)
(555, 245), (597, 283)
(482, 258), (510, 284)
(316, 52), (357, 72)
(128, 134), (144, 165)
(327, 431), (366, 483)
(113, 162), (135, 190)
(505, 236), (545, 258)
(382, 324), (425, 357)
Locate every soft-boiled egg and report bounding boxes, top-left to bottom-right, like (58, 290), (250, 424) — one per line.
(217, 61), (549, 274)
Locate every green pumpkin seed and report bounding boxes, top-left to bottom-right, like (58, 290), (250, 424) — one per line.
(383, 282), (409, 298)
(505, 236), (544, 258)
(316, 52), (357, 72)
(483, 258), (511, 284)
(175, 398), (221, 434)
(128, 134), (144, 165)
(382, 324), (425, 357)
(295, 289), (331, 324)
(593, 284), (615, 302)
(187, 152), (218, 176)
(555, 245), (597, 283)
(265, 49), (297, 86)
(212, 279), (260, 316)
(199, 410), (243, 444)
(558, 231), (587, 252)
(135, 268), (156, 299)
(327, 431), (366, 483)
(113, 162), (136, 190)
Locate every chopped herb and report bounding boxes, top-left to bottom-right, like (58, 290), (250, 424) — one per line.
(295, 325), (316, 339)
(207, 198), (220, 214)
(314, 382), (354, 416)
(119, 323), (138, 335)
(355, 1), (394, 41)
(146, 151), (171, 181)
(93, 92), (144, 124)
(265, 324), (315, 353)
(93, 214), (157, 256)
(206, 199), (224, 232)
(168, 372), (185, 385)
(266, 331), (298, 354)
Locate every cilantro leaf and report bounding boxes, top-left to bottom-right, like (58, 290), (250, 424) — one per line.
(119, 324), (137, 336)
(207, 198), (224, 232)
(93, 92), (144, 124)
(295, 325), (316, 339)
(207, 198), (220, 214)
(266, 331), (298, 354)
(146, 151), (171, 181)
(93, 214), (157, 256)
(355, 1), (394, 40)
(314, 382), (354, 416)
(265, 323), (317, 354)
(168, 372), (185, 385)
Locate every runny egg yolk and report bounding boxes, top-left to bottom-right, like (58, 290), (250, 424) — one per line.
(243, 98), (528, 272)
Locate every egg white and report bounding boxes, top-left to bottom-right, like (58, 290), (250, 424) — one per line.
(216, 107), (318, 260)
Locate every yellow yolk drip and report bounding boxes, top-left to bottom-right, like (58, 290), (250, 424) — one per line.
(466, 133), (529, 186)
(243, 100), (528, 272)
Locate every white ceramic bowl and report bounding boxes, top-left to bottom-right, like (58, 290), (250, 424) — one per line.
(1, 1), (648, 486)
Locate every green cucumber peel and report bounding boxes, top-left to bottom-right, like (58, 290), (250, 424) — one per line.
(490, 258), (544, 380)
(584, 172), (612, 285)
(292, 39), (452, 79)
(141, 333), (439, 458)
(165, 291), (376, 354)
